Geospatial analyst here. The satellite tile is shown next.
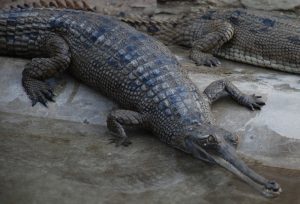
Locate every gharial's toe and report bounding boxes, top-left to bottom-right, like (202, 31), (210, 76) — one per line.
(109, 137), (132, 147)
(191, 52), (221, 67)
(203, 57), (221, 67)
(22, 78), (55, 107)
(241, 94), (266, 111)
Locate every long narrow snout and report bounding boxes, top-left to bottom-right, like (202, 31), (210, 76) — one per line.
(186, 138), (281, 198)
(212, 144), (281, 198)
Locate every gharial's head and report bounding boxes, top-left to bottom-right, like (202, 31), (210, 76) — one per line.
(174, 124), (281, 198)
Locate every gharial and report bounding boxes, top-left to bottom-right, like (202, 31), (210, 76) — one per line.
(122, 8), (300, 74)
(0, 7), (281, 197)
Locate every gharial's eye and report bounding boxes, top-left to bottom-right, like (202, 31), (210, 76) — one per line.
(207, 135), (217, 144)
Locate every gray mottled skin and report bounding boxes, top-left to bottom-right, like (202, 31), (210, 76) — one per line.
(0, 8), (280, 197)
(122, 8), (300, 74)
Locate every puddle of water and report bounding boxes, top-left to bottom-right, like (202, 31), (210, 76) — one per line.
(250, 91), (300, 139)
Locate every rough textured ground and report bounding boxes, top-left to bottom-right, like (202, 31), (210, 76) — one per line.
(0, 0), (300, 203)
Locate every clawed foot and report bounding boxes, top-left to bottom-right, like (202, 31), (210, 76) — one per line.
(22, 78), (55, 107)
(191, 52), (221, 67)
(240, 94), (266, 111)
(199, 56), (221, 67)
(109, 137), (132, 147)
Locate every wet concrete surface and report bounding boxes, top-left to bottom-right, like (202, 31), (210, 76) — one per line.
(1, 45), (300, 203)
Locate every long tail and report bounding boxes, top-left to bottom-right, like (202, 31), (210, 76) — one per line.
(0, 8), (50, 58)
(1, 0), (96, 11)
(0, 0), (183, 44)
(121, 15), (182, 44)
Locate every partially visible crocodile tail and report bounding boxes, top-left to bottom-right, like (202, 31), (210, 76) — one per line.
(1, 0), (96, 11)
(121, 15), (182, 44)
(1, 0), (183, 44)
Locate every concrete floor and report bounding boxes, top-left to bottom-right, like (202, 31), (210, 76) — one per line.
(0, 46), (300, 203)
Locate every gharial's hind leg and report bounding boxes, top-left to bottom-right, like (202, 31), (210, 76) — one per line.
(190, 20), (234, 67)
(22, 33), (71, 107)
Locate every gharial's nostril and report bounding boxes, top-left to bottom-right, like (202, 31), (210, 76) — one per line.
(235, 134), (240, 142)
(266, 180), (280, 191)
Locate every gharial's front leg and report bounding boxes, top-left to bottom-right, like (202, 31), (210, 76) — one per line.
(107, 110), (146, 147)
(203, 79), (265, 110)
(190, 20), (234, 67)
(203, 79), (265, 147)
(22, 33), (71, 107)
